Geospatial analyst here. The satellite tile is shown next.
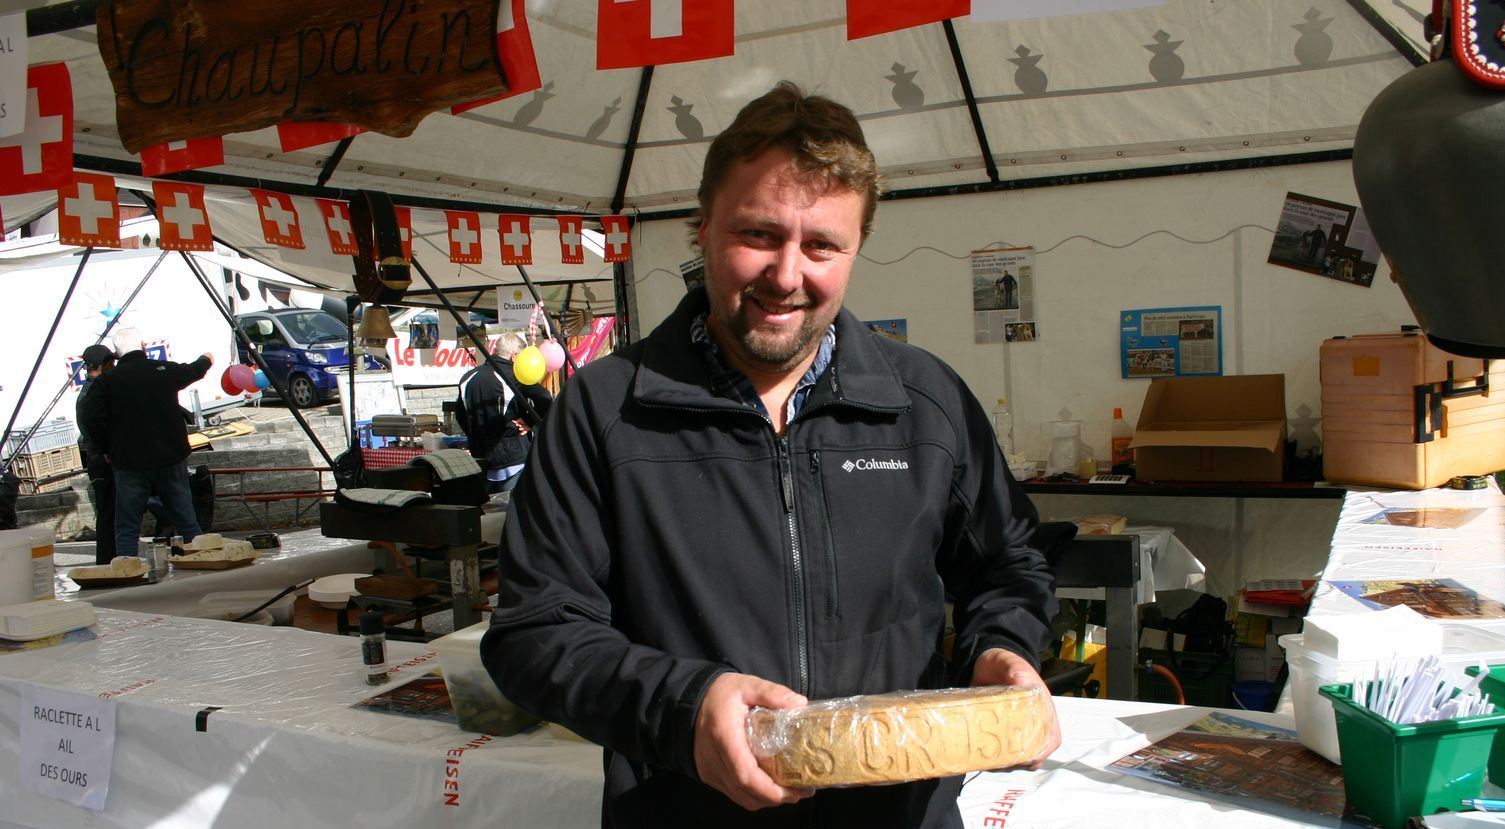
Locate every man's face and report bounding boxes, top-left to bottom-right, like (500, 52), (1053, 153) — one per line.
(697, 148), (863, 378)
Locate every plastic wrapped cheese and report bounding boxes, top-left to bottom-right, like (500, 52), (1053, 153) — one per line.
(747, 686), (1052, 788)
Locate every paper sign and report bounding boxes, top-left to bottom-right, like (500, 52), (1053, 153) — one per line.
(20, 685), (116, 811)
(0, 13), (26, 138)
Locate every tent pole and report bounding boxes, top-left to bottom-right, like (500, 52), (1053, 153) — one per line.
(345, 296), (358, 449)
(7, 250), (169, 470)
(1, 248), (92, 476)
(316, 137), (356, 189)
(942, 18), (999, 184)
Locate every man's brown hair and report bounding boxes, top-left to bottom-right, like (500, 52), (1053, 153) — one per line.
(695, 81), (881, 245)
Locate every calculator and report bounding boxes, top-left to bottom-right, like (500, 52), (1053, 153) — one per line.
(1088, 474), (1130, 484)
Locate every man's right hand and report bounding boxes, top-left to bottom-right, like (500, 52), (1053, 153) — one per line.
(693, 672), (813, 811)
(200, 352), (214, 366)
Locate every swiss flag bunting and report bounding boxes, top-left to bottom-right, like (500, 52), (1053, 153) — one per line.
(152, 181), (214, 251)
(395, 206), (414, 261)
(0, 63), (73, 197)
(453, 0), (542, 113)
(846, 0), (970, 39)
(497, 214), (532, 265)
(316, 198), (359, 255)
(278, 122), (367, 153)
(557, 216), (585, 264)
(601, 215), (631, 262)
(446, 211), (483, 264)
(597, 0), (735, 70)
(140, 137), (225, 177)
(58, 173), (121, 248)
(251, 189), (305, 249)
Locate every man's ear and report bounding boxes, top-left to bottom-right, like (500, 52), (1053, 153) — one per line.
(696, 220), (708, 250)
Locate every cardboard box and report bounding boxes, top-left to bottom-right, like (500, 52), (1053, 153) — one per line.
(1129, 375), (1286, 482)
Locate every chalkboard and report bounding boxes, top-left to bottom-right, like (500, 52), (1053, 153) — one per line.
(336, 372), (406, 430)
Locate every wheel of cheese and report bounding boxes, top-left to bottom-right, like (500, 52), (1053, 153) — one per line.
(747, 686), (1052, 788)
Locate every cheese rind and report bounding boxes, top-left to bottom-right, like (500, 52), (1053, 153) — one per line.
(747, 686), (1051, 788)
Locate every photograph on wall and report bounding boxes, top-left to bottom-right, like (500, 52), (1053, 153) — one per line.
(862, 318), (908, 343)
(679, 256), (705, 292)
(1120, 306), (1222, 378)
(1267, 192), (1378, 288)
(971, 247), (1036, 344)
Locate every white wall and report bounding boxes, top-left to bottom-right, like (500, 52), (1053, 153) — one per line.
(630, 160), (1417, 464)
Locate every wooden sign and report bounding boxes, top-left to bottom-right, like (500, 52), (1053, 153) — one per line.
(96, 0), (505, 153)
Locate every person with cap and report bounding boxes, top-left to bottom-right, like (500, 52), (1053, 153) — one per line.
(454, 332), (553, 493)
(78, 327), (213, 559)
(76, 343), (117, 564)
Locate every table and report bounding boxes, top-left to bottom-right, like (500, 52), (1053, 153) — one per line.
(0, 609), (1351, 829)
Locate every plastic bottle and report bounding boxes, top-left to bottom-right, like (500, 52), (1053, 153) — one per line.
(25, 527), (54, 600)
(991, 398), (1014, 456)
(359, 610), (389, 685)
(1111, 407), (1134, 468)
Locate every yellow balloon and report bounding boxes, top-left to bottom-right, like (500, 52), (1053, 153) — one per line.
(514, 345), (547, 385)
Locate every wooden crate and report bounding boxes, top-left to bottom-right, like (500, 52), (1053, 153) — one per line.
(10, 445), (82, 480)
(18, 472), (80, 496)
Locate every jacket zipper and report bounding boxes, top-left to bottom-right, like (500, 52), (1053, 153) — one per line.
(777, 437), (810, 697)
(809, 451), (840, 620)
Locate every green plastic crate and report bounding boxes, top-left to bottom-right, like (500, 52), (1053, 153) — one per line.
(1138, 648), (1234, 708)
(1320, 682), (1505, 829)
(1465, 664), (1505, 785)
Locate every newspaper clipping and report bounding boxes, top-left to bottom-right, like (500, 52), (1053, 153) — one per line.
(970, 247), (1037, 344)
(1267, 191), (1378, 288)
(1120, 306), (1222, 378)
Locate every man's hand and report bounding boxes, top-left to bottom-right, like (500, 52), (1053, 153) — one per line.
(693, 672), (814, 811)
(200, 352), (214, 366)
(971, 647), (1061, 770)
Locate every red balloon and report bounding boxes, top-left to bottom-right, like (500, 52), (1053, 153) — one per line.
(228, 364), (256, 394)
(221, 367), (244, 395)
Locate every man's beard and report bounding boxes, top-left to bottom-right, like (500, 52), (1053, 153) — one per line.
(727, 291), (823, 371)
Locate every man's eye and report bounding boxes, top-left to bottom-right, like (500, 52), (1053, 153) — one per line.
(741, 229), (777, 244)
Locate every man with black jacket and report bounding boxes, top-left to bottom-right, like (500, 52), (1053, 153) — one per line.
(76, 344), (118, 564)
(79, 328), (211, 558)
(454, 333), (552, 493)
(483, 82), (1059, 828)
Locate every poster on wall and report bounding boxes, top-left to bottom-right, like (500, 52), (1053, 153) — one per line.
(1267, 192), (1379, 288)
(970, 247), (1036, 344)
(679, 256), (705, 292)
(1119, 306), (1222, 378)
(862, 318), (908, 343)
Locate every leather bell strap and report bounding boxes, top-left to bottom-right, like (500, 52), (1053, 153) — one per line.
(350, 191), (411, 304)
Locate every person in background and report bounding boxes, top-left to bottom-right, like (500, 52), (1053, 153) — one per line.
(482, 81), (1058, 828)
(76, 344), (117, 565)
(454, 332), (553, 493)
(78, 327), (212, 557)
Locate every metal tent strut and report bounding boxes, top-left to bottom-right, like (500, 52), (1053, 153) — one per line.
(1, 248), (92, 477)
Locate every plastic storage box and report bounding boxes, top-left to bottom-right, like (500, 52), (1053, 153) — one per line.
(1320, 682), (1505, 829)
(196, 590), (297, 625)
(1465, 663), (1505, 786)
(429, 621), (539, 736)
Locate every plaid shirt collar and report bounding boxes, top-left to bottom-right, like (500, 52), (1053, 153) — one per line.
(690, 312), (836, 423)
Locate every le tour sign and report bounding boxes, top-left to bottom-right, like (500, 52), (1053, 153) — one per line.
(96, 0), (506, 153)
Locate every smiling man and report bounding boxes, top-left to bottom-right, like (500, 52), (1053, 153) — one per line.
(483, 82), (1059, 828)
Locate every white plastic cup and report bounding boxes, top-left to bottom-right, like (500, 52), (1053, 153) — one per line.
(0, 529), (34, 606)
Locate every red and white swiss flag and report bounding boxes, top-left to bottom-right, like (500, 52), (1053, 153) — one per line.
(316, 198), (358, 256)
(497, 214), (532, 265)
(152, 181), (214, 251)
(278, 122), (367, 153)
(446, 211), (483, 264)
(557, 215), (585, 264)
(251, 189), (305, 249)
(395, 206), (414, 261)
(58, 173), (121, 248)
(601, 214), (631, 262)
(846, 0), (969, 39)
(0, 63), (73, 197)
(139, 137), (225, 177)
(453, 0), (542, 113)
(597, 0), (735, 70)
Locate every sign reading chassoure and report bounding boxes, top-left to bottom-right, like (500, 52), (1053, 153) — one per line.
(96, 0), (505, 153)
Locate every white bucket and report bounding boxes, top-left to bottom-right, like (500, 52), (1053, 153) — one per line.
(25, 527), (54, 601)
(0, 529), (35, 606)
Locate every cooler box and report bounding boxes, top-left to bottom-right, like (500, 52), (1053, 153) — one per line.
(1321, 329), (1505, 489)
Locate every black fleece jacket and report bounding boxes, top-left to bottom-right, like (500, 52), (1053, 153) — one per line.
(79, 350), (209, 470)
(483, 289), (1056, 828)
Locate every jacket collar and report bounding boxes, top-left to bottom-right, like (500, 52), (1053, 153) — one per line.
(633, 288), (911, 415)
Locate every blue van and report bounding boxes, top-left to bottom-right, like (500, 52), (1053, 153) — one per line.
(234, 309), (379, 408)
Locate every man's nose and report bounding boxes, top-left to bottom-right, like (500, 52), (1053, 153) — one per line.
(763, 243), (804, 293)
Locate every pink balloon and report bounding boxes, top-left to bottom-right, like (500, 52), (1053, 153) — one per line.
(539, 339), (567, 372)
(228, 364), (256, 393)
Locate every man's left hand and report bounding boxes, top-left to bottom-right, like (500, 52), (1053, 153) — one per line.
(970, 647), (1061, 770)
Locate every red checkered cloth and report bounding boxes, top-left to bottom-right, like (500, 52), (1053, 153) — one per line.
(360, 447), (432, 469)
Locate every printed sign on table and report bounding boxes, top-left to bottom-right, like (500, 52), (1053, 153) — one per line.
(20, 685), (116, 811)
